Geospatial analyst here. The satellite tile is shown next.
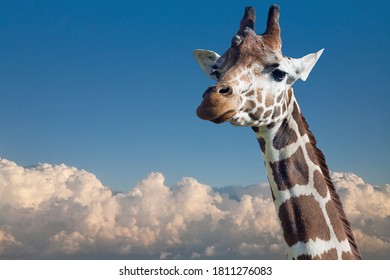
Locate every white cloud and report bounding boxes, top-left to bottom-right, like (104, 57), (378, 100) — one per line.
(0, 158), (388, 259)
(331, 172), (390, 259)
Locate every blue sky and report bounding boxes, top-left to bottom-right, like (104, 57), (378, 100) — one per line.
(0, 0), (389, 191)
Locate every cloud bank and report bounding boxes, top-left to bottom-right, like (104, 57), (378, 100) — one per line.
(0, 158), (389, 259)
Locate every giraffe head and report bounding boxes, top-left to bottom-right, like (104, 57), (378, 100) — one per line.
(194, 5), (323, 127)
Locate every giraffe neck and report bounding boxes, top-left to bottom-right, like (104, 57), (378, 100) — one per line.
(253, 89), (361, 260)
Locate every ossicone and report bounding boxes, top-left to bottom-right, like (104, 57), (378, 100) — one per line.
(262, 4), (282, 50)
(237, 6), (256, 35)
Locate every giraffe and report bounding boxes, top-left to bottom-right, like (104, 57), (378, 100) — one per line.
(193, 5), (361, 260)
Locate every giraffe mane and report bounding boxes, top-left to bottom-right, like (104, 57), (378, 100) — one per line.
(299, 112), (362, 259)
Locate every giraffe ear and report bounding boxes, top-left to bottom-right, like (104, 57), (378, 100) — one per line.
(193, 49), (221, 81)
(294, 49), (324, 82)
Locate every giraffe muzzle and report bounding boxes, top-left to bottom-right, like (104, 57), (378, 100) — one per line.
(197, 85), (237, 123)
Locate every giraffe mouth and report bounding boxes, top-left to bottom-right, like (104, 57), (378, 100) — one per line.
(196, 105), (236, 124)
(196, 99), (237, 124)
(210, 110), (236, 124)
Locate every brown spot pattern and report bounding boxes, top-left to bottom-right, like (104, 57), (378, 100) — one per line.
(277, 93), (283, 103)
(265, 94), (274, 107)
(313, 170), (328, 198)
(292, 102), (306, 136)
(270, 147), (309, 190)
(263, 110), (272, 119)
(249, 107), (263, 120)
(272, 119), (298, 150)
(272, 106), (281, 118)
(258, 137), (266, 154)
(325, 201), (348, 242)
(341, 251), (355, 260)
(320, 248), (338, 259)
(244, 100), (256, 112)
(287, 88), (293, 104)
(278, 195), (331, 247)
(267, 122), (276, 129)
(257, 89), (263, 103)
(240, 73), (250, 83)
(297, 254), (311, 260)
(282, 103), (287, 113)
(245, 90), (255, 97)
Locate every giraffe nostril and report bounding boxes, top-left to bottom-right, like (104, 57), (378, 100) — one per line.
(218, 85), (233, 95)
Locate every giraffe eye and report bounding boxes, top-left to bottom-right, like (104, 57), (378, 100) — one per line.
(272, 69), (287, 81)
